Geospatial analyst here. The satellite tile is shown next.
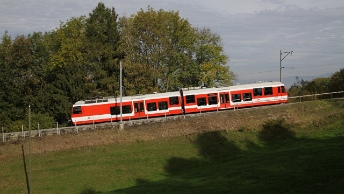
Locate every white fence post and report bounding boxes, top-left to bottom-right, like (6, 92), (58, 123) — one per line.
(74, 121), (78, 133)
(38, 123), (41, 137)
(2, 127), (5, 143)
(56, 122), (59, 135)
(22, 125), (25, 138)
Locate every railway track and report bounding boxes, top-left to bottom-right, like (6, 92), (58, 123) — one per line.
(1, 103), (287, 143)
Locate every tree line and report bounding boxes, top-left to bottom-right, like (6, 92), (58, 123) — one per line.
(0, 3), (235, 131)
(288, 68), (344, 98)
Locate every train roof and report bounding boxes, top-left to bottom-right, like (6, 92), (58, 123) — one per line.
(73, 81), (285, 106)
(181, 81), (284, 95)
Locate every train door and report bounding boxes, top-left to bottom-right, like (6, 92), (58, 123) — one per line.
(219, 92), (230, 109)
(179, 89), (185, 115)
(134, 101), (145, 118)
(277, 86), (285, 98)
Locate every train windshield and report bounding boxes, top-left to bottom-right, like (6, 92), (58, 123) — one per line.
(73, 106), (82, 114)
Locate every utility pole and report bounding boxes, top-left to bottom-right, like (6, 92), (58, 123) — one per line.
(280, 50), (293, 82)
(28, 105), (32, 194)
(119, 61), (124, 131)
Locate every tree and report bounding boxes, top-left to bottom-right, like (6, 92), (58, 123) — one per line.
(192, 27), (235, 88)
(85, 2), (121, 97)
(329, 68), (344, 92)
(47, 17), (91, 122)
(288, 76), (331, 98)
(0, 31), (14, 127)
(118, 7), (235, 93)
(288, 76), (311, 96)
(119, 7), (196, 93)
(49, 17), (91, 101)
(0, 34), (38, 122)
(26, 32), (53, 115)
(304, 77), (330, 94)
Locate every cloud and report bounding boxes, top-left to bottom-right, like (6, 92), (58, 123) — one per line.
(0, 0), (343, 83)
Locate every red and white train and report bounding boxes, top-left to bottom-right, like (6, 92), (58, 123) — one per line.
(71, 81), (287, 125)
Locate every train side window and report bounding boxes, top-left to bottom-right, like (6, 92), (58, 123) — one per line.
(244, 93), (252, 101)
(134, 103), (139, 112)
(147, 102), (157, 111)
(208, 94), (217, 105)
(135, 103), (144, 112)
(253, 88), (262, 96)
(278, 87), (281, 93)
(140, 102), (144, 112)
(232, 94), (241, 102)
(122, 105), (132, 114)
(220, 94), (224, 103)
(282, 86), (286, 93)
(110, 106), (119, 115)
(197, 97), (207, 106)
(169, 96), (179, 105)
(73, 106), (82, 114)
(186, 95), (195, 104)
(158, 101), (168, 110)
(264, 87), (273, 95)
(110, 105), (132, 115)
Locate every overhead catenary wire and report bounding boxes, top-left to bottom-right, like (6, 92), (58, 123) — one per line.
(235, 62), (343, 76)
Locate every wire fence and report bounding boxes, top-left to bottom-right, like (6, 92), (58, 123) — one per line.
(1, 90), (344, 143)
(287, 91), (344, 102)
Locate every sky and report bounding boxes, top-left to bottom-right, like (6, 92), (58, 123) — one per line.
(1, 0), (344, 88)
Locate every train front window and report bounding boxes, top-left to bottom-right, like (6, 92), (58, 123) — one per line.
(73, 106), (82, 114)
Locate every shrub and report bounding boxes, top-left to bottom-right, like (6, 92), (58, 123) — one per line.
(258, 118), (295, 143)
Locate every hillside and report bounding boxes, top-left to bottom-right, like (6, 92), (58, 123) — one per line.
(0, 99), (344, 193)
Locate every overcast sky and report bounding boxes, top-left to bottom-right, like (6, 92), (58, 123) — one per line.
(1, 0), (343, 86)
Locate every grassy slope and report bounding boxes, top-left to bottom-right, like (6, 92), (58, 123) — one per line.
(1, 100), (344, 194)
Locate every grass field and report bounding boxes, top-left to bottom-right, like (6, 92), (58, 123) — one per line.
(1, 99), (344, 193)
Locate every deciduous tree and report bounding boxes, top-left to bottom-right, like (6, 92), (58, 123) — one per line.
(118, 7), (235, 93)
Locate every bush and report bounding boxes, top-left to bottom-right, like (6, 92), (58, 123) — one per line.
(258, 118), (295, 143)
(6, 113), (56, 132)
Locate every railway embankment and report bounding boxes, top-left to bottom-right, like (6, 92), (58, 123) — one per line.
(1, 99), (343, 158)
